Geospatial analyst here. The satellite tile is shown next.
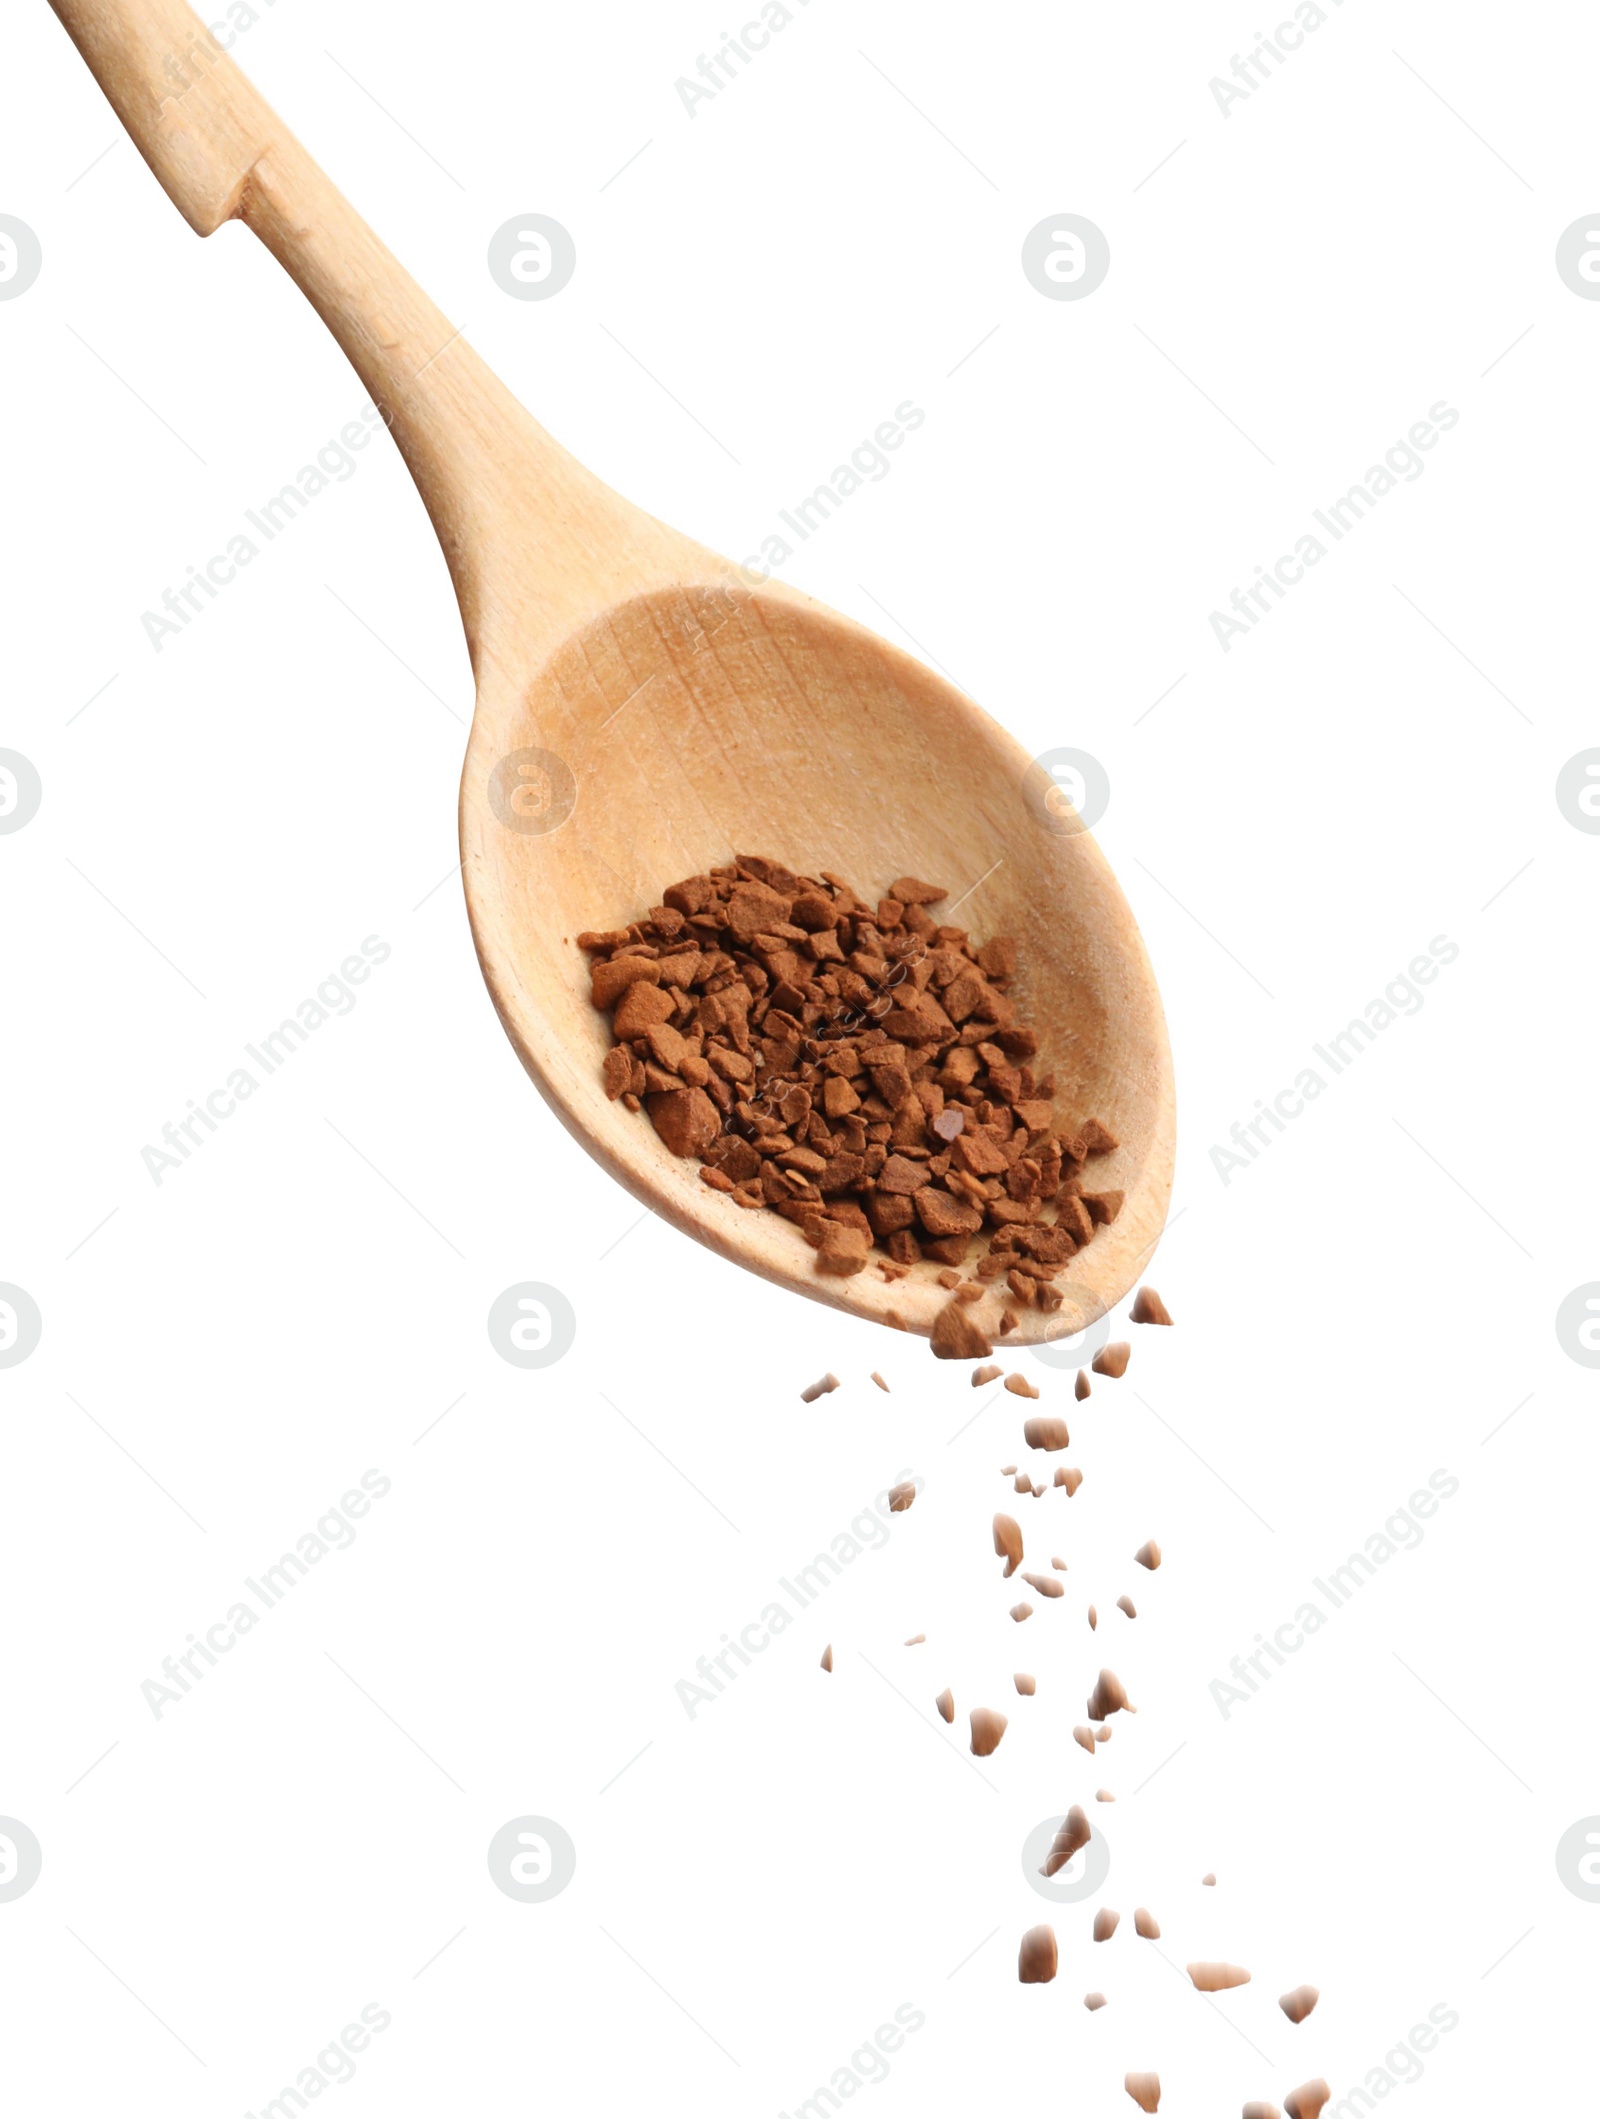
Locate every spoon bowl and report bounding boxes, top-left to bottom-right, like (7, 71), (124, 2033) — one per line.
(50, 0), (1174, 1341)
(467, 581), (1173, 1342)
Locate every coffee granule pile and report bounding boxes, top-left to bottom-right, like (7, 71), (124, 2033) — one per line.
(580, 856), (1122, 1310)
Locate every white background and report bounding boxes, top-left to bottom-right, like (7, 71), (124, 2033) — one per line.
(2, 0), (1596, 2111)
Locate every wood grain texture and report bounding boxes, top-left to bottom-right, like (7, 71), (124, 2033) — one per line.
(47, 0), (1175, 1343)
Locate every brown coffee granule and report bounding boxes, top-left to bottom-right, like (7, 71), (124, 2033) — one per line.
(1117, 1594), (1137, 1619)
(870, 1371), (890, 1391)
(934, 1687), (954, 1723)
(1051, 1555), (1067, 1571)
(582, 859), (1122, 1305)
(1130, 1286), (1173, 1325)
(1284, 2084), (1331, 2119)
(1088, 1669), (1131, 1719)
(932, 1299), (993, 1360)
(1043, 1806), (1092, 1876)
(1023, 1414), (1070, 1450)
(993, 1513), (1024, 1577)
(1096, 1788), (1115, 1802)
(1010, 1601), (1034, 1623)
(970, 1707), (1008, 1756)
(973, 1363), (1003, 1387)
(1202, 1872), (1217, 1886)
(1125, 2073), (1161, 2114)
(1073, 1724), (1096, 1755)
(1243, 2105), (1282, 2119)
(820, 1644), (833, 1672)
(1088, 1603), (1098, 1630)
(1075, 1369), (1092, 1400)
(1018, 1925), (1058, 1984)
(1094, 1342), (1131, 1379)
(1005, 1373), (1041, 1399)
(1022, 1570), (1063, 1599)
(1014, 1672), (1036, 1695)
(887, 1481), (916, 1513)
(1135, 1540), (1162, 1571)
(904, 1633), (925, 1646)
(1085, 1991), (1107, 2012)
(1279, 1984), (1320, 2024)
(1134, 1908), (1160, 1939)
(1188, 1962), (1251, 1992)
(800, 1372), (840, 1403)
(1056, 1466), (1084, 1496)
(1095, 1725), (1111, 1743)
(1094, 1908), (1121, 1941)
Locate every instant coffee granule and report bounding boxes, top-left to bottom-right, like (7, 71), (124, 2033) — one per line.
(1189, 1962), (1252, 1992)
(1017, 1925), (1058, 1985)
(1285, 2084), (1332, 2119)
(579, 856), (1122, 1313)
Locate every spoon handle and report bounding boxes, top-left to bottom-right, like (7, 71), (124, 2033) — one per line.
(46, 0), (614, 650)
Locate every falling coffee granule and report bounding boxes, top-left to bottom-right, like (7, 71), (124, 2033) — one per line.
(934, 1687), (954, 1723)
(887, 1480), (916, 1513)
(1188, 1962), (1252, 1992)
(1075, 1369), (1091, 1400)
(1087, 1669), (1131, 1719)
(1117, 1594), (1137, 1619)
(820, 1644), (833, 1672)
(800, 1372), (840, 1403)
(1093, 1908), (1121, 1941)
(1051, 1555), (1067, 1571)
(1202, 1872), (1217, 1886)
(1096, 1788), (1115, 1802)
(1005, 1373), (1041, 1399)
(1093, 1342), (1131, 1379)
(1134, 1907), (1160, 1939)
(1279, 1984), (1320, 2024)
(970, 1707), (1008, 1756)
(1243, 2106), (1282, 2119)
(1095, 1725), (1111, 1742)
(870, 1370), (890, 1391)
(582, 859), (1122, 1306)
(1135, 1540), (1162, 1571)
(1042, 1806), (1092, 1876)
(1084, 1992), (1107, 2012)
(1088, 1604), (1099, 1630)
(1129, 1286), (1173, 1325)
(1014, 1672), (1036, 1695)
(1073, 1724), (1097, 1756)
(973, 1363), (1003, 1387)
(1284, 2085), (1331, 2119)
(1125, 2074), (1161, 2114)
(1018, 1924), (1058, 1984)
(932, 1300), (993, 1360)
(904, 1633), (925, 1646)
(1021, 1570), (1063, 1599)
(993, 1513), (1024, 1577)
(1022, 1414), (1070, 1450)
(1010, 1601), (1034, 1623)
(1055, 1466), (1083, 1496)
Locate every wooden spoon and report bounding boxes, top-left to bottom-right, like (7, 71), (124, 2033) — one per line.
(49, 0), (1174, 1344)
